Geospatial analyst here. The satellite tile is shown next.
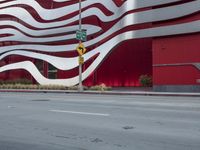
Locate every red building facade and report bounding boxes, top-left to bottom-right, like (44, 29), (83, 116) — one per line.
(0, 0), (199, 92)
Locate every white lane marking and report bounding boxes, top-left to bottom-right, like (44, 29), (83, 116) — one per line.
(8, 106), (16, 108)
(49, 109), (110, 116)
(52, 99), (116, 104)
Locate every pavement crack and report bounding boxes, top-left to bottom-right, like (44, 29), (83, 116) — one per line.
(31, 99), (50, 102)
(156, 121), (164, 125)
(114, 144), (127, 148)
(122, 126), (135, 130)
(91, 138), (103, 143)
(55, 135), (70, 139)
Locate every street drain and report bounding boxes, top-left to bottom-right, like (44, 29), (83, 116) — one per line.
(31, 99), (50, 102)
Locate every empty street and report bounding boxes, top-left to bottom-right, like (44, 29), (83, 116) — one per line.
(0, 92), (200, 150)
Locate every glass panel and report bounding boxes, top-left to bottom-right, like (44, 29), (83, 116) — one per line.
(48, 64), (57, 79)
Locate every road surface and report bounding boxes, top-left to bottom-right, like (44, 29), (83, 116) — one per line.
(0, 92), (200, 150)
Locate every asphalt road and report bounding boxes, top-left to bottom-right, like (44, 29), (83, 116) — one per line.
(0, 92), (200, 150)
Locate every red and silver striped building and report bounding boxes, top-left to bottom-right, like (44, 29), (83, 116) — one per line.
(0, 0), (199, 92)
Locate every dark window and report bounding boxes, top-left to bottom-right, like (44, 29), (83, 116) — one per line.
(48, 64), (57, 79)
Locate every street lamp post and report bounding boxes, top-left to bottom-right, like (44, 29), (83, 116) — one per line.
(78, 0), (83, 92)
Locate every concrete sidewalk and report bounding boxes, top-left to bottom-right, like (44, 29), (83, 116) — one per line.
(0, 88), (199, 97)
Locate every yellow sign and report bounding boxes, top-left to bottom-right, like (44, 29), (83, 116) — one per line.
(78, 56), (84, 64)
(76, 43), (86, 56)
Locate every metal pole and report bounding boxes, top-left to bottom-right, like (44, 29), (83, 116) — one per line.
(78, 0), (83, 92)
(79, 0), (82, 31)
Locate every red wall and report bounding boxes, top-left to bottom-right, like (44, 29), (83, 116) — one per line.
(153, 33), (200, 85)
(152, 3), (200, 87)
(84, 38), (152, 87)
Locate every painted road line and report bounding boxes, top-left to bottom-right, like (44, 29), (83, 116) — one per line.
(51, 99), (116, 104)
(49, 109), (110, 116)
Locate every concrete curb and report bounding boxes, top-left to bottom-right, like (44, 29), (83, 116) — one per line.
(0, 89), (200, 97)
